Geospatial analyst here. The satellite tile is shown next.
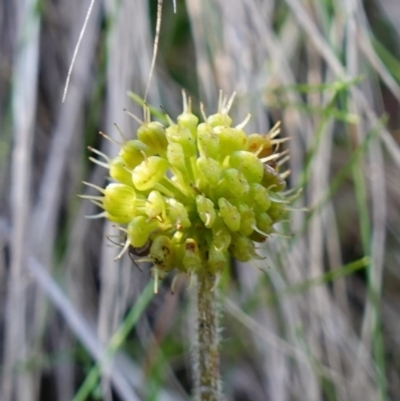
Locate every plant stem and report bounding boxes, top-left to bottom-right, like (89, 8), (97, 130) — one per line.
(193, 272), (221, 401)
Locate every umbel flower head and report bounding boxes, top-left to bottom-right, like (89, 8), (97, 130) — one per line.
(83, 91), (295, 292)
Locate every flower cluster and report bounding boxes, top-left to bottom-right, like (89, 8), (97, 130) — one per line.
(83, 92), (293, 290)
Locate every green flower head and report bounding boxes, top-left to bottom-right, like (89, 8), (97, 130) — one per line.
(84, 91), (294, 292)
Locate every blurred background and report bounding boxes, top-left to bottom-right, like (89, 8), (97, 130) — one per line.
(1, 0), (400, 400)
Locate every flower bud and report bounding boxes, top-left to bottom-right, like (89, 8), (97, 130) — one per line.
(257, 212), (273, 233)
(219, 168), (250, 198)
(268, 202), (286, 222)
(119, 140), (152, 169)
(183, 238), (202, 272)
(137, 121), (168, 155)
(229, 233), (256, 262)
(127, 216), (159, 248)
(247, 133), (272, 157)
(207, 246), (228, 274)
(177, 110), (198, 137)
(215, 127), (247, 157)
(247, 183), (271, 213)
(149, 235), (175, 271)
(167, 142), (186, 172)
(207, 113), (232, 128)
(196, 156), (221, 187)
(196, 123), (220, 159)
(229, 151), (264, 183)
(109, 156), (133, 187)
(103, 184), (138, 224)
(211, 217), (231, 252)
(237, 203), (256, 236)
(218, 198), (241, 232)
(196, 195), (216, 228)
(132, 156), (169, 191)
(167, 199), (191, 228)
(250, 212), (273, 242)
(145, 190), (166, 219)
(166, 125), (196, 157)
(261, 164), (286, 192)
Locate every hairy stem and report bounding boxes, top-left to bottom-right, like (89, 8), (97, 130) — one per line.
(193, 272), (221, 401)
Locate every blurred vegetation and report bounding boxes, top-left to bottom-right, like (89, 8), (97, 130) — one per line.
(1, 0), (400, 401)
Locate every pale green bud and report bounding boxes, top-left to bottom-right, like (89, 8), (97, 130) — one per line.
(177, 111), (198, 137)
(166, 125), (196, 157)
(167, 142), (186, 172)
(211, 217), (231, 252)
(220, 168), (250, 198)
(237, 203), (256, 236)
(167, 199), (191, 228)
(196, 156), (221, 187)
(229, 233), (256, 262)
(137, 122), (168, 155)
(196, 123), (220, 159)
(127, 216), (159, 248)
(119, 140), (152, 169)
(109, 156), (133, 187)
(247, 183), (271, 213)
(229, 151), (264, 183)
(103, 183), (138, 224)
(218, 198), (241, 232)
(196, 195), (216, 228)
(268, 201), (286, 222)
(250, 212), (273, 242)
(145, 190), (166, 219)
(207, 113), (232, 128)
(215, 127), (247, 157)
(132, 156), (169, 191)
(150, 235), (175, 271)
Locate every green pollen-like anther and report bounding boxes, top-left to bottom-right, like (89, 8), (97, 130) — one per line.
(132, 156), (169, 191)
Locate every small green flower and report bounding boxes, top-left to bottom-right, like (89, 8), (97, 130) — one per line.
(83, 91), (294, 292)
